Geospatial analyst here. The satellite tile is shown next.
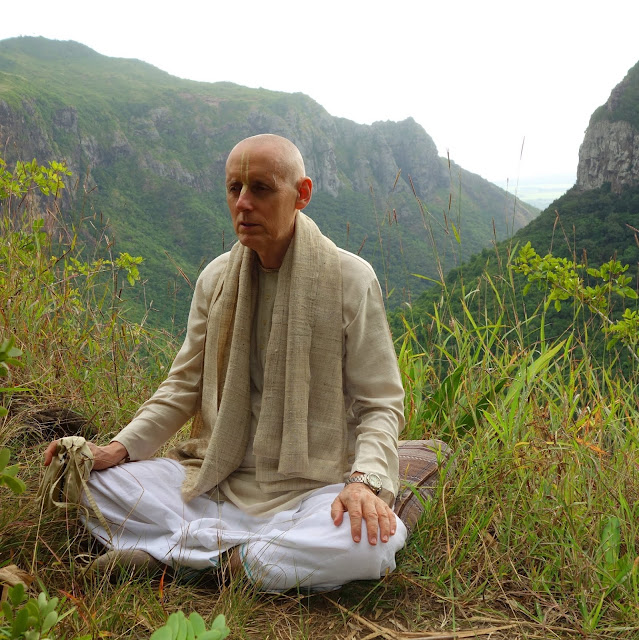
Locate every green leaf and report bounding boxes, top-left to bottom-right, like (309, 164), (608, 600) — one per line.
(176, 612), (188, 640)
(189, 612), (206, 636)
(2, 475), (27, 495)
(11, 607), (29, 636)
(42, 609), (59, 634)
(8, 583), (26, 606)
(150, 628), (174, 640)
(0, 448), (10, 472)
(451, 222), (461, 244)
(451, 379), (508, 436)
(2, 599), (15, 623)
(410, 272), (444, 285)
(3, 463), (19, 477)
(44, 596), (58, 616)
(167, 612), (181, 633)
(504, 341), (565, 411)
(601, 516), (621, 571)
(7, 345), (22, 359)
(210, 614), (230, 636)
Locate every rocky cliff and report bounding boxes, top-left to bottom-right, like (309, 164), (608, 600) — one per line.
(577, 61), (639, 193)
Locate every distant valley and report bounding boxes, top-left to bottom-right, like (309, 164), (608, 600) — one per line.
(495, 175), (575, 210)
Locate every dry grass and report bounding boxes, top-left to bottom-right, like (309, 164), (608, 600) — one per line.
(2, 162), (639, 638)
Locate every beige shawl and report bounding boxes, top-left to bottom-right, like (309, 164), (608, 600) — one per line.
(172, 212), (347, 501)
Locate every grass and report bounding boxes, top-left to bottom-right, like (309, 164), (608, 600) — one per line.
(1, 163), (639, 639)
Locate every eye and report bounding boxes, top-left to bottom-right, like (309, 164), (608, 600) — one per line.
(227, 183), (241, 194)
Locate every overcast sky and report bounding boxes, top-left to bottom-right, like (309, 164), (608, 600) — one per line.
(1, 0), (638, 185)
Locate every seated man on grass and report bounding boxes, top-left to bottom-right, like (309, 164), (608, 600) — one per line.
(44, 134), (445, 592)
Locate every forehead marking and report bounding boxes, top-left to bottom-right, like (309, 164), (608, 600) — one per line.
(228, 147), (282, 196)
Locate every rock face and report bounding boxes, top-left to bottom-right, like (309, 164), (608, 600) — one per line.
(577, 120), (639, 193)
(576, 62), (639, 193)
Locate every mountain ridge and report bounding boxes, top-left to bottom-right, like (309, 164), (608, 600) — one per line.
(0, 36), (538, 328)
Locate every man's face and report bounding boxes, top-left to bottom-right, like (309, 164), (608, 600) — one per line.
(225, 143), (301, 268)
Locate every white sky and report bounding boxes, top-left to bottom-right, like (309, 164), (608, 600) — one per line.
(1, 0), (638, 185)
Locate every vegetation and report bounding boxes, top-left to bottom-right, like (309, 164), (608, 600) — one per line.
(2, 150), (639, 640)
(590, 59), (639, 130)
(150, 611), (230, 640)
(0, 35), (537, 331)
(1, 583), (74, 640)
(394, 182), (639, 375)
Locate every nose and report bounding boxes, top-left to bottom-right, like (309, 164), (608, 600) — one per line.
(236, 186), (253, 211)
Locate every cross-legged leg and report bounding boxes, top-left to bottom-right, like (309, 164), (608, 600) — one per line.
(83, 459), (407, 591)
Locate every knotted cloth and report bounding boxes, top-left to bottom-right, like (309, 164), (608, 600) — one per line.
(37, 436), (112, 538)
(172, 212), (348, 501)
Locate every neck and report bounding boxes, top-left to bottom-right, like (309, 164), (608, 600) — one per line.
(257, 253), (285, 269)
(256, 228), (296, 269)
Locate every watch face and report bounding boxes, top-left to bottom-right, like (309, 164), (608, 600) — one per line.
(366, 473), (383, 491)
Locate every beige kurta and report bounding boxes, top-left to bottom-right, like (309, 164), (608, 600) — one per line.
(114, 247), (405, 515)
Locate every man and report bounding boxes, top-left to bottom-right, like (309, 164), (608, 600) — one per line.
(44, 134), (408, 592)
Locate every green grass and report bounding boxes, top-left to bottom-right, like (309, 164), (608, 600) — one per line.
(1, 162), (639, 639)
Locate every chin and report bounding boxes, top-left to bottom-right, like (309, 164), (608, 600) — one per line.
(237, 235), (262, 253)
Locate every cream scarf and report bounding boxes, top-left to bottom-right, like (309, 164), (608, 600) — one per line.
(172, 212), (347, 501)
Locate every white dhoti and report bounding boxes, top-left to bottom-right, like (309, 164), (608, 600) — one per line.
(83, 458), (407, 592)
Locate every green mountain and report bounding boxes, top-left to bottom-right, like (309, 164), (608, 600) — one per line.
(0, 36), (538, 329)
(396, 59), (639, 367)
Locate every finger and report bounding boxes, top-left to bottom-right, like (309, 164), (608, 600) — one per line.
(377, 505), (393, 543)
(389, 506), (397, 536)
(348, 504), (364, 543)
(43, 440), (59, 466)
(362, 504), (379, 545)
(331, 496), (346, 526)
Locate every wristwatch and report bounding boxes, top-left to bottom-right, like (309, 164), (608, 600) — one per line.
(345, 472), (383, 495)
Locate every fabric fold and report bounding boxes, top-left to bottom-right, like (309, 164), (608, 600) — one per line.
(171, 212), (347, 501)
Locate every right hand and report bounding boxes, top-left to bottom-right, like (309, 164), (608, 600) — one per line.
(43, 440), (129, 471)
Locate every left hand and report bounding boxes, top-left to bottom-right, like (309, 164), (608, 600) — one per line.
(44, 440), (128, 470)
(331, 482), (397, 545)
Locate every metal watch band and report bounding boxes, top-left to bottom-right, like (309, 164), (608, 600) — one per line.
(345, 472), (382, 495)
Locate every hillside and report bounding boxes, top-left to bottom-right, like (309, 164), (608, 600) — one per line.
(396, 59), (639, 370)
(0, 36), (538, 329)
(3, 42), (639, 640)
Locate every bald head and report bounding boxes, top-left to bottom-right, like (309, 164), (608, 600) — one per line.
(224, 134), (313, 268)
(226, 134), (307, 189)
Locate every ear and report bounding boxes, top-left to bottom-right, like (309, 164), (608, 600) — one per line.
(295, 177), (313, 210)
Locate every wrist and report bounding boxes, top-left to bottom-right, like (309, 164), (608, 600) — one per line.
(106, 441), (129, 464)
(346, 471), (383, 495)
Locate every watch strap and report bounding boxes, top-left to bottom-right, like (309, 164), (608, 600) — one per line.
(346, 473), (382, 495)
